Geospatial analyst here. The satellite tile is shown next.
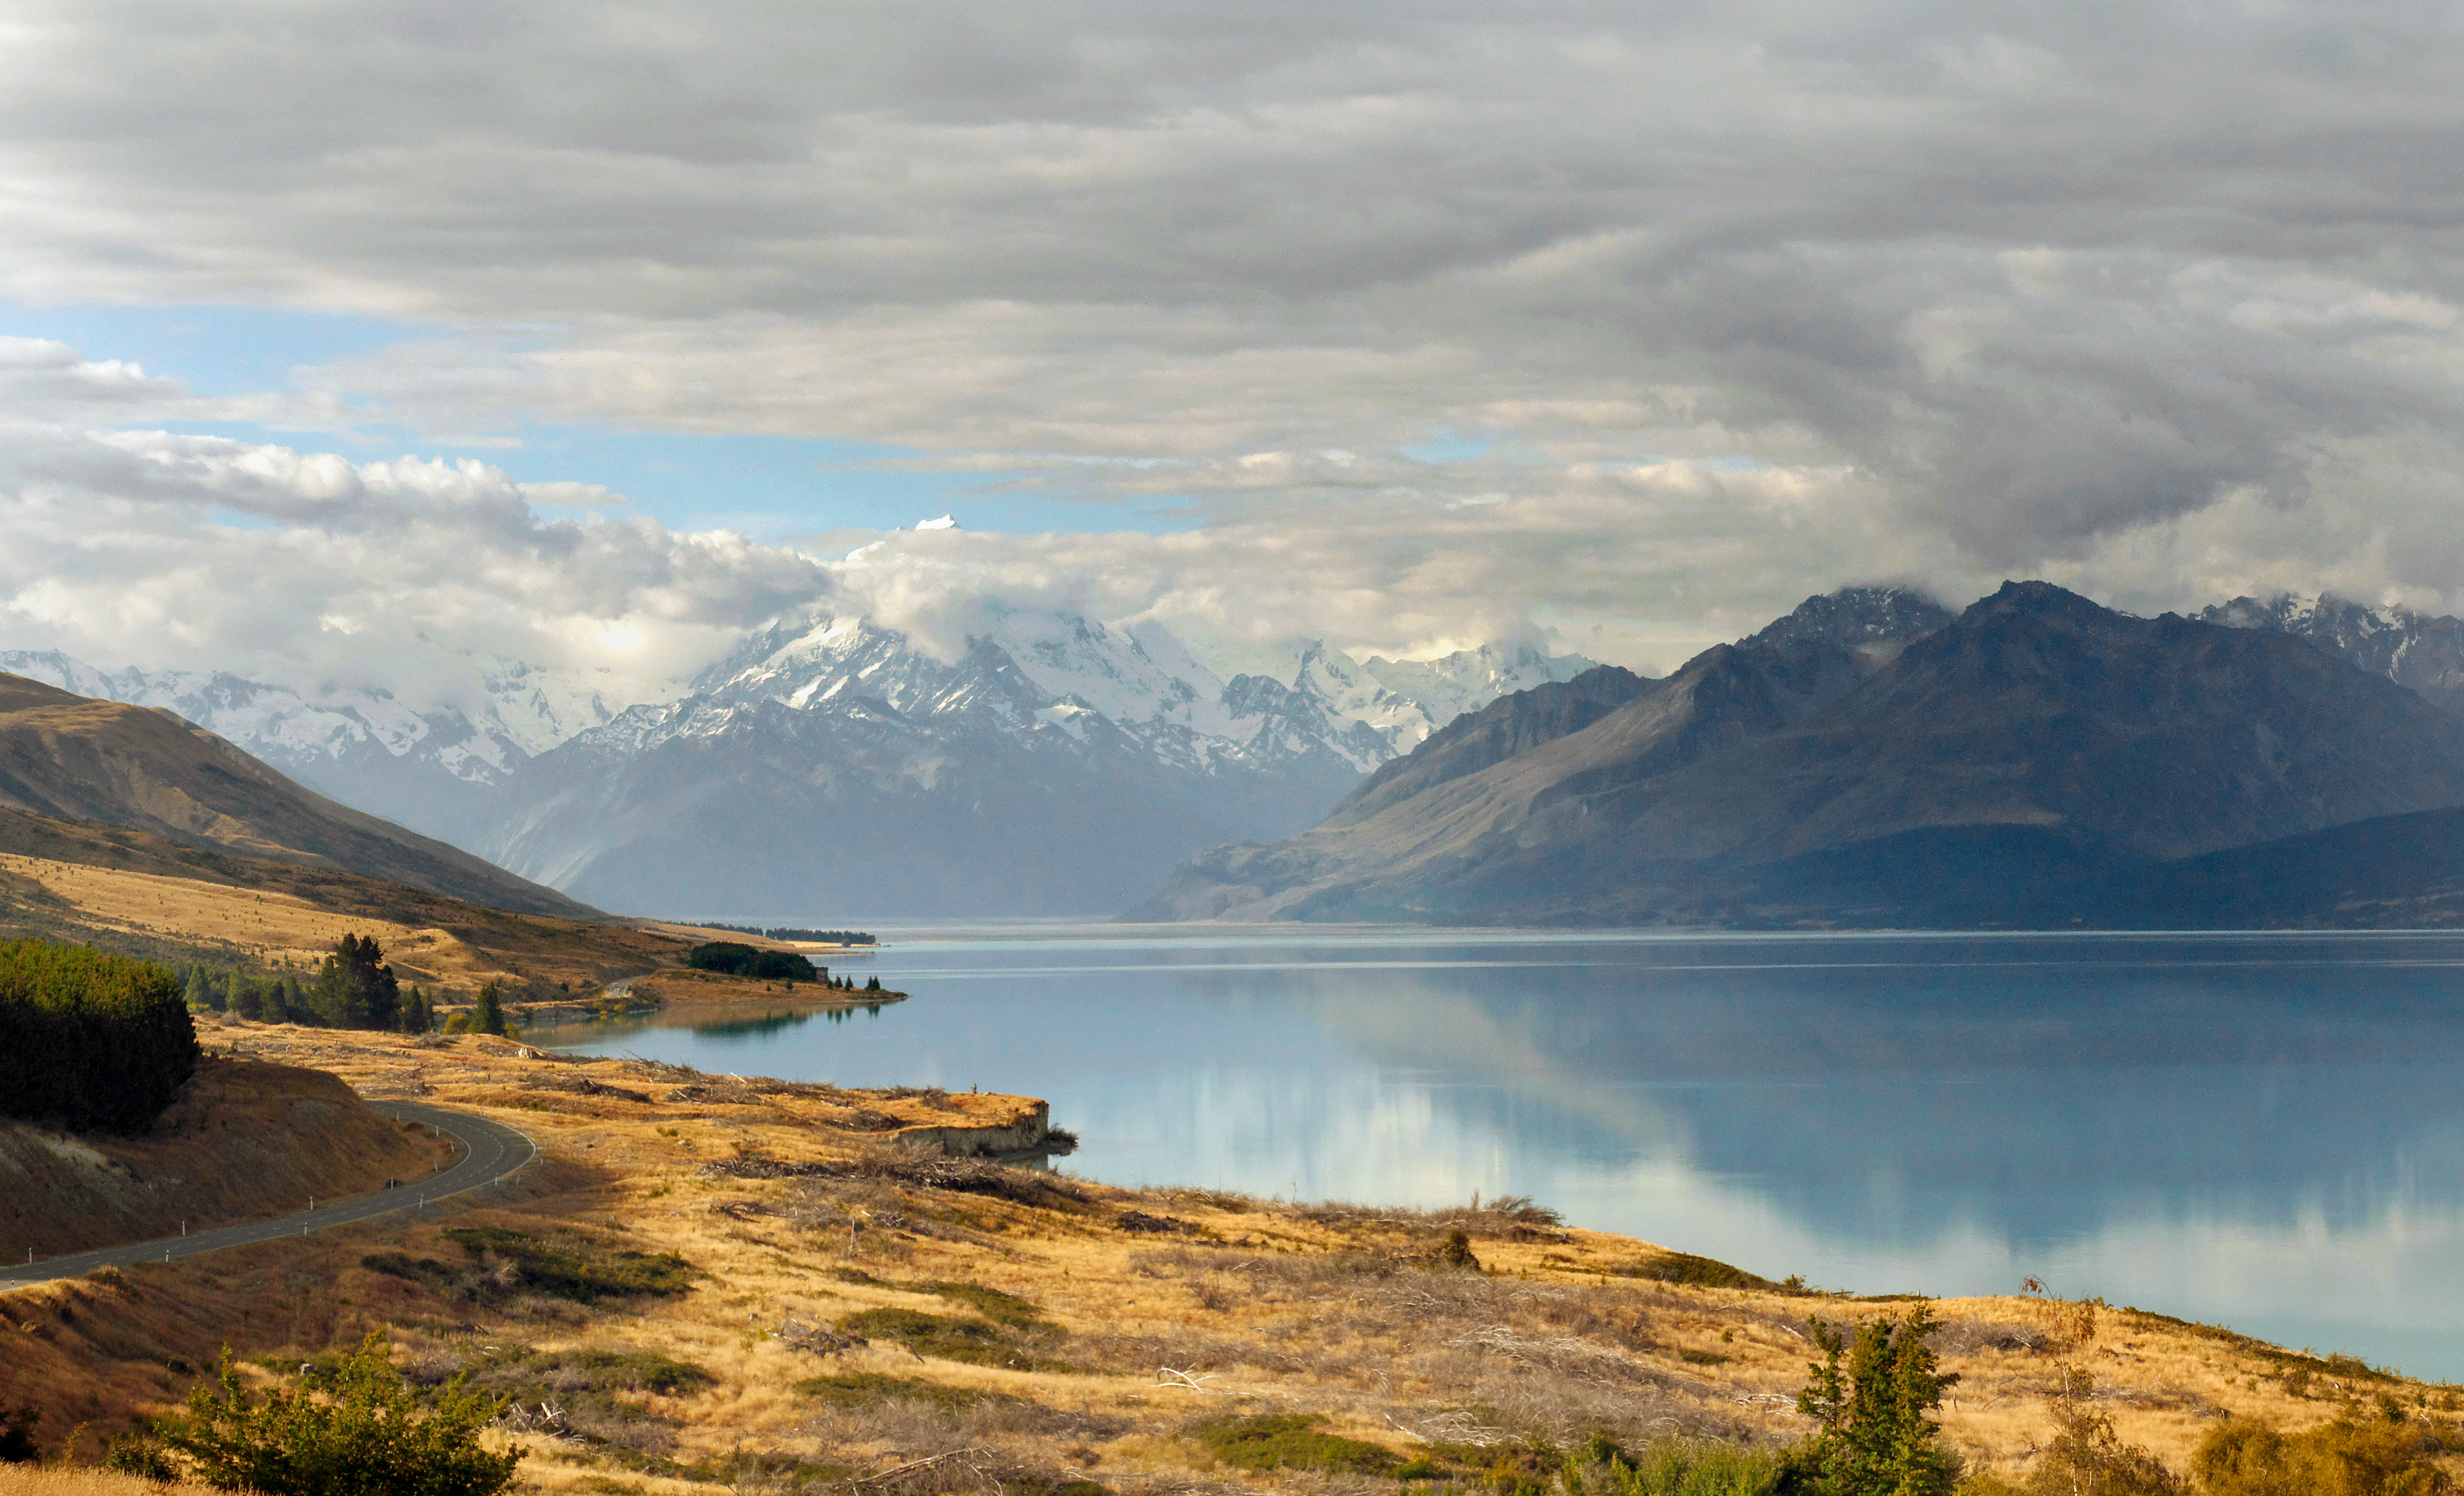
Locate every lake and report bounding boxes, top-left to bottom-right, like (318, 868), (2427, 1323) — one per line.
(535, 926), (2464, 1381)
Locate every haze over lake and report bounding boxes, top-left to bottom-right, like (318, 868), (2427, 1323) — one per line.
(540, 927), (2464, 1380)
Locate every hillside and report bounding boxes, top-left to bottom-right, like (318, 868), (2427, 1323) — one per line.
(0, 1055), (451, 1259)
(1132, 583), (2464, 925)
(0, 673), (595, 919)
(0, 803), (688, 999)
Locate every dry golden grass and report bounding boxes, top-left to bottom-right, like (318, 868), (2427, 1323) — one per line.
(0, 1466), (224, 1496)
(0, 853), (494, 981)
(5, 1027), (2453, 1495)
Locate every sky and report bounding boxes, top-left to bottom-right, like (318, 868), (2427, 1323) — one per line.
(5, 0), (2464, 703)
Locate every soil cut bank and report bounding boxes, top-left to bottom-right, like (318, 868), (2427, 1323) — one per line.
(0, 1054), (455, 1261)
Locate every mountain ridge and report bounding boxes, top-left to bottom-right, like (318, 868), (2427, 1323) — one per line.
(1129, 582), (2464, 925)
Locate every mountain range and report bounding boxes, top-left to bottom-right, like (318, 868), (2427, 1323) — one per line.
(3, 611), (1593, 917)
(1130, 583), (2464, 927)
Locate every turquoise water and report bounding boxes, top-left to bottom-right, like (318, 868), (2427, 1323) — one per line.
(538, 927), (2464, 1380)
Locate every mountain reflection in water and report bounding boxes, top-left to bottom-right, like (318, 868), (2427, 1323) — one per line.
(539, 928), (2464, 1379)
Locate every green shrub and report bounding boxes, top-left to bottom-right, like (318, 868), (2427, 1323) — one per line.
(836, 1306), (1025, 1366)
(440, 1226), (695, 1303)
(2010, 1368), (2182, 1494)
(158, 1331), (522, 1496)
(1193, 1413), (1400, 1476)
(104, 1432), (179, 1481)
(909, 1281), (1052, 1328)
(1575, 1432), (1786, 1495)
(0, 938), (196, 1133)
(1617, 1251), (1781, 1291)
(793, 1372), (1022, 1410)
(1792, 1302), (1962, 1495)
(2191, 1415), (2453, 1495)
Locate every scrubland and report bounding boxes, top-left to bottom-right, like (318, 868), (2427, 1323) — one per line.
(4, 1023), (2457, 1494)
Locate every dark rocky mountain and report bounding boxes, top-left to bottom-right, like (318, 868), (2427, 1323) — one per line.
(1129, 582), (2464, 925)
(1323, 665), (1657, 828)
(2201, 593), (2464, 717)
(0, 672), (595, 919)
(1743, 585), (1955, 656)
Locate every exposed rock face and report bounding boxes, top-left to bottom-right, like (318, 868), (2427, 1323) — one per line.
(1130, 583), (2464, 926)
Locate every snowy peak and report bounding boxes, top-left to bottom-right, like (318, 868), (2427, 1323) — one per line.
(2202, 593), (2464, 717)
(688, 607), (1598, 779)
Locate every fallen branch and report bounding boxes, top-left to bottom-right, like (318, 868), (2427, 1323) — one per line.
(848, 1446), (996, 1487)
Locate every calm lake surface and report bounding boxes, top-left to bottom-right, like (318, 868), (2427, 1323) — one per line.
(538, 927), (2464, 1380)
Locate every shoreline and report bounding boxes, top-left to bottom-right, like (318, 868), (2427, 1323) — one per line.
(4, 1022), (2445, 1492)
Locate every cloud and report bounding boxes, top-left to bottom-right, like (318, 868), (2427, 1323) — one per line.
(0, 407), (835, 708)
(7, 0), (2464, 660)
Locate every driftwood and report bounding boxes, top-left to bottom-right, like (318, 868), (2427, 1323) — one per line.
(772, 1313), (867, 1356)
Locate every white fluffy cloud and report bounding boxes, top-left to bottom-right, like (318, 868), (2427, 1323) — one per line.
(7, 0), (2464, 677)
(0, 341), (832, 705)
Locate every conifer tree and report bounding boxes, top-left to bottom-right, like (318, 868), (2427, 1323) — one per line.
(474, 981), (507, 1037)
(1791, 1302), (1962, 1494)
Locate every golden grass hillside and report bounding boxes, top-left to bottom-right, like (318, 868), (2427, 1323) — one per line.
(4, 1023), (2454, 1494)
(0, 805), (694, 1000)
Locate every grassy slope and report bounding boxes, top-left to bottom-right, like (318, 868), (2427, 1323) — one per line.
(0, 673), (594, 920)
(0, 804), (691, 1000)
(2, 1024), (2449, 1494)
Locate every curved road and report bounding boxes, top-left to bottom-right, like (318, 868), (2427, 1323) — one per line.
(0, 1103), (537, 1286)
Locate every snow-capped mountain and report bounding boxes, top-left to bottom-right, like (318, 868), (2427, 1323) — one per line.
(1, 611), (1594, 917)
(473, 607), (1595, 915)
(2201, 594), (2464, 716)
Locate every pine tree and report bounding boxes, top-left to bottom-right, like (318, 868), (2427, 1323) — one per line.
(313, 934), (401, 1030)
(474, 981), (507, 1037)
(1792, 1302), (1962, 1494)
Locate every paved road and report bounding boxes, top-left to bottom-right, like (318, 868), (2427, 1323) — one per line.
(0, 1102), (537, 1286)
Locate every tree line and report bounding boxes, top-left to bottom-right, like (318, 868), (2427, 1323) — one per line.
(697, 923), (875, 944)
(0, 938), (198, 1134)
(178, 935), (438, 1034)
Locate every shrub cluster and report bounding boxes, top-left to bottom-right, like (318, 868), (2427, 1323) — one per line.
(157, 1331), (521, 1496)
(0, 937), (197, 1133)
(685, 941), (818, 982)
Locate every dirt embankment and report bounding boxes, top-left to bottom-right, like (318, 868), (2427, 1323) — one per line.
(0, 1056), (455, 1260)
